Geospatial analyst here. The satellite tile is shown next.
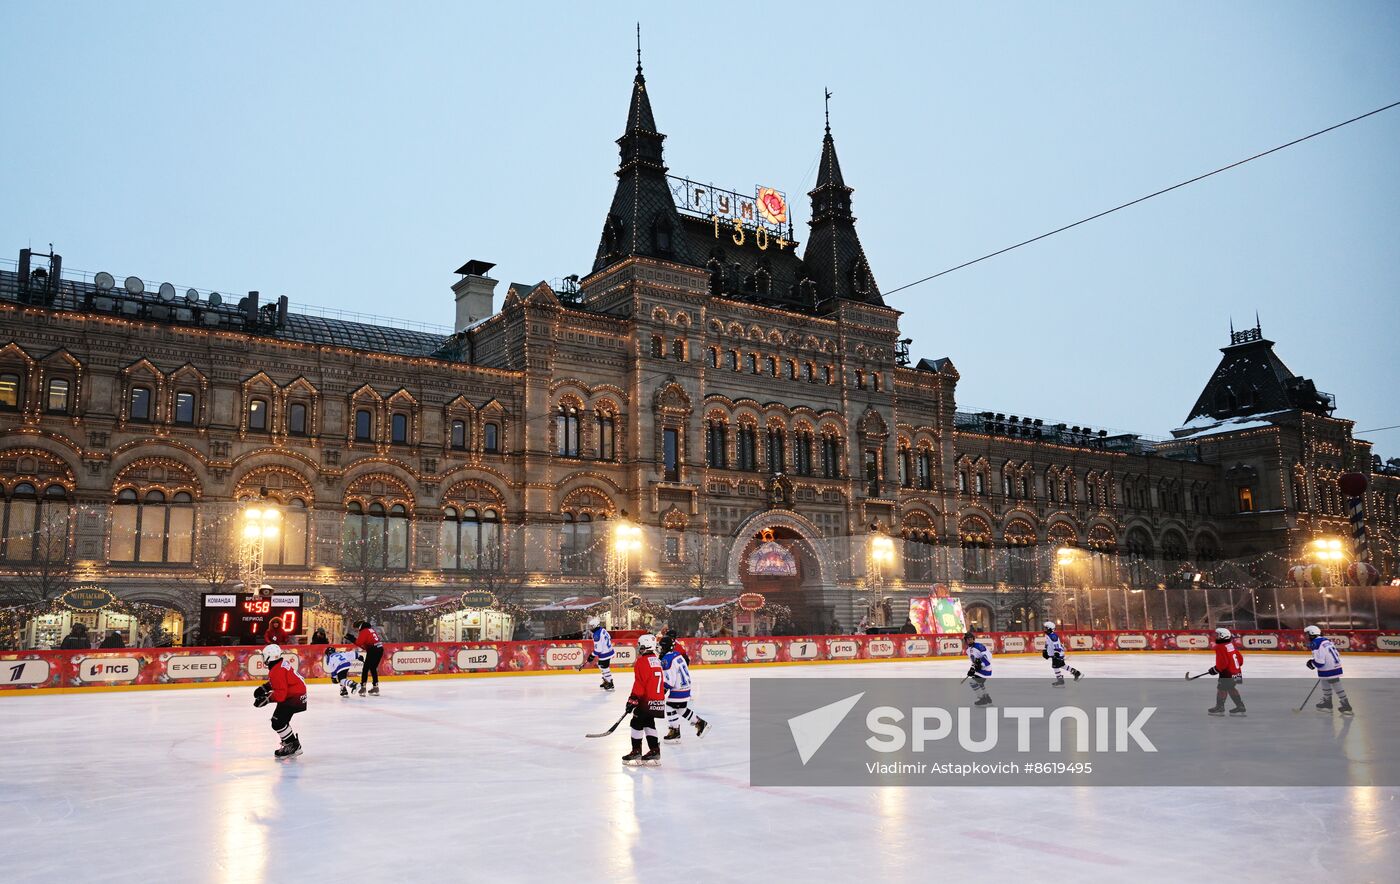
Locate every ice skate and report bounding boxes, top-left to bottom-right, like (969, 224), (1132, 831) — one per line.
(1229, 706), (1247, 716)
(1315, 696), (1332, 712)
(600, 680), (615, 691)
(622, 740), (643, 764)
(974, 694), (993, 706)
(1072, 669), (1083, 682)
(1207, 705), (1225, 716)
(1338, 700), (1354, 715)
(359, 684), (367, 696)
(663, 727), (682, 742)
(368, 685), (379, 696)
(639, 746), (662, 766)
(694, 718), (709, 739)
(1052, 676), (1066, 688)
(339, 685), (348, 697)
(274, 735), (302, 759)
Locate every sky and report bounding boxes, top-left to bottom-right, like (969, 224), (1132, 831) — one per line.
(3, 2), (1398, 450)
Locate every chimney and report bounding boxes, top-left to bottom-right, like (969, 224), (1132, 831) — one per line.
(452, 260), (498, 333)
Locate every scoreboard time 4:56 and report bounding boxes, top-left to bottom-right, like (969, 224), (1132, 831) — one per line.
(201, 593), (302, 645)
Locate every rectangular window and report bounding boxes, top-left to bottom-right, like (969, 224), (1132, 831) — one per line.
(175, 392), (196, 425)
(248, 399), (268, 431)
(391, 412), (408, 444)
(664, 535), (681, 563)
(663, 428), (679, 481)
(899, 450), (911, 488)
(166, 505), (194, 562)
(1237, 487), (1254, 513)
(0, 373), (19, 410)
(288, 402), (308, 436)
(650, 335), (664, 358)
(672, 339), (686, 361)
(917, 453), (932, 490)
(110, 505), (137, 561)
(598, 415), (615, 460)
(355, 409), (373, 441)
(484, 422), (499, 453)
(451, 420), (466, 450)
(864, 449), (879, 496)
(46, 378), (70, 414)
(129, 386), (152, 421)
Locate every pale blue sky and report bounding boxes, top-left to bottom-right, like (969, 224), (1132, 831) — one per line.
(4, 2), (1398, 448)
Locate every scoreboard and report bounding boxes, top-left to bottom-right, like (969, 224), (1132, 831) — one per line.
(201, 592), (303, 646)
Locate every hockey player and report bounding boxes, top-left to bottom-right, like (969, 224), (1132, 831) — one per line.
(582, 616), (615, 691)
(1042, 621), (1082, 686)
(252, 644), (307, 759)
(659, 631), (708, 741)
(1206, 627), (1246, 716)
(622, 633), (666, 765)
(1304, 625), (1353, 715)
(323, 645), (363, 697)
(963, 631), (993, 706)
(349, 620), (383, 696)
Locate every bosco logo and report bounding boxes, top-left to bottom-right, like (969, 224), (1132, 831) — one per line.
(827, 640), (858, 659)
(1375, 635), (1400, 652)
(391, 650), (438, 673)
(545, 646), (586, 668)
(248, 653), (299, 677)
(701, 642), (734, 663)
(1115, 634), (1148, 650)
(167, 655), (224, 679)
(745, 642), (778, 662)
(454, 648), (500, 671)
(902, 638), (931, 657)
(867, 639), (895, 658)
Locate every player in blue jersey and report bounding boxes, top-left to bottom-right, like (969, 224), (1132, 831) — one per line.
(1042, 621), (1083, 687)
(1304, 625), (1352, 715)
(581, 616), (615, 691)
(963, 630), (993, 706)
(659, 630), (708, 741)
(322, 645), (363, 697)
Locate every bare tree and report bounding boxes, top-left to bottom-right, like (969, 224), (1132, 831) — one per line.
(0, 507), (77, 649)
(330, 535), (410, 635)
(994, 583), (1056, 633)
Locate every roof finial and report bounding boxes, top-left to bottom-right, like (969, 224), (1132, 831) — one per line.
(636, 23), (643, 75)
(1254, 310), (1260, 331)
(1229, 316), (1235, 336)
(824, 87), (832, 134)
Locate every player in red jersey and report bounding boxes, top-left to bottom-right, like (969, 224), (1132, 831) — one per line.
(1206, 627), (1245, 716)
(252, 644), (308, 758)
(349, 620), (384, 696)
(623, 633), (666, 765)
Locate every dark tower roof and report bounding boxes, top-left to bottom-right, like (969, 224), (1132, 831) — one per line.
(591, 63), (695, 272)
(801, 121), (883, 309)
(1182, 324), (1335, 424)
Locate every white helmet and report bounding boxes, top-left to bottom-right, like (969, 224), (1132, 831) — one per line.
(1042, 621), (1056, 631)
(1215, 627), (1232, 640)
(587, 616), (601, 630)
(261, 644), (283, 665)
(637, 633), (657, 654)
(1304, 625), (1321, 638)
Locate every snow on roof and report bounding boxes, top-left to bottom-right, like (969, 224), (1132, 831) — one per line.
(531, 596), (607, 612)
(668, 596), (740, 611)
(1172, 410), (1287, 440)
(382, 594), (461, 613)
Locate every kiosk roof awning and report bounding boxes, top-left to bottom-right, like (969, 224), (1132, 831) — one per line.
(667, 596), (740, 612)
(531, 596), (607, 612)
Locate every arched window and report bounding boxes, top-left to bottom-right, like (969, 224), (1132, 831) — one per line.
(899, 448), (912, 488)
(248, 398), (269, 432)
(650, 335), (665, 358)
(556, 405), (580, 457)
(450, 419), (467, 450)
(746, 354), (759, 374)
(597, 411), (616, 460)
(872, 373), (882, 392)
(804, 363), (815, 382)
(728, 351), (739, 371)
(354, 409), (373, 442)
(561, 511), (606, 575)
(766, 356), (778, 377)
(787, 360), (797, 380)
(441, 507), (502, 571)
(823, 366), (834, 385)
(110, 488), (194, 563)
(709, 347), (720, 369)
(820, 433), (841, 478)
(736, 425), (757, 471)
(1126, 528), (1152, 587)
(707, 420), (729, 469)
(671, 339), (686, 361)
(343, 500), (410, 570)
(391, 412), (409, 445)
(765, 427), (785, 473)
(961, 531), (991, 580)
(0, 484), (63, 562)
(903, 530), (937, 583)
(794, 430), (813, 476)
(288, 402), (308, 436)
(917, 451), (933, 490)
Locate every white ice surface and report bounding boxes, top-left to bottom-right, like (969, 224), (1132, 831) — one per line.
(3, 653), (1398, 883)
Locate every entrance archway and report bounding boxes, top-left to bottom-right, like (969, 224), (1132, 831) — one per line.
(727, 510), (834, 634)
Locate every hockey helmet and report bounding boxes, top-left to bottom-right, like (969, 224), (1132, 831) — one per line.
(658, 633), (675, 654)
(261, 644), (283, 665)
(1304, 625), (1322, 638)
(637, 633), (658, 654)
(1042, 621), (1056, 632)
(587, 616), (601, 630)
(962, 630), (976, 644)
(1214, 627), (1232, 641)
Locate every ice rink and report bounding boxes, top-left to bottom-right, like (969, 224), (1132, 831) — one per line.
(3, 652), (1398, 883)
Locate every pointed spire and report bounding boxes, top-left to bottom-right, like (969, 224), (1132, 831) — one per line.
(802, 100), (882, 308)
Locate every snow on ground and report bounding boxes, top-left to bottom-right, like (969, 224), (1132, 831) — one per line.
(2, 653), (1398, 883)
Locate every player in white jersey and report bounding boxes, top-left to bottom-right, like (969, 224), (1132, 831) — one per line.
(1304, 625), (1353, 715)
(322, 646), (363, 697)
(1042, 621), (1082, 686)
(582, 616), (615, 690)
(659, 630), (709, 741)
(963, 631), (993, 706)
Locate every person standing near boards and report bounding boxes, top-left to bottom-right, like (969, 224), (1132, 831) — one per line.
(349, 620), (384, 696)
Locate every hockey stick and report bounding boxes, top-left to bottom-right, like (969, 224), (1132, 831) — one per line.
(1185, 670), (1212, 680)
(586, 710), (629, 739)
(1294, 680), (1321, 713)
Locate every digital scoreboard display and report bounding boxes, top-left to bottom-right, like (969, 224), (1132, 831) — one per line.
(201, 593), (303, 646)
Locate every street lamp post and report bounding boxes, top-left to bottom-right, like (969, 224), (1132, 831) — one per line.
(1055, 546), (1076, 629)
(867, 526), (895, 629)
(608, 515), (642, 629)
(1307, 536), (1347, 626)
(239, 497), (281, 591)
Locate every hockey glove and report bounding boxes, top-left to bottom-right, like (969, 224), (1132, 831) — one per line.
(1233, 675), (1243, 684)
(625, 698), (639, 713)
(253, 684), (270, 708)
(1306, 659), (1317, 670)
(1207, 666), (1218, 676)
(967, 666), (978, 678)
(1042, 650), (1050, 659)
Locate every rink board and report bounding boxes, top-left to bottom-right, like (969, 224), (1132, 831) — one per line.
(3, 628), (1397, 694)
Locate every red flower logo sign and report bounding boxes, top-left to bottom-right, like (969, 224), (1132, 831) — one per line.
(757, 187), (787, 226)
